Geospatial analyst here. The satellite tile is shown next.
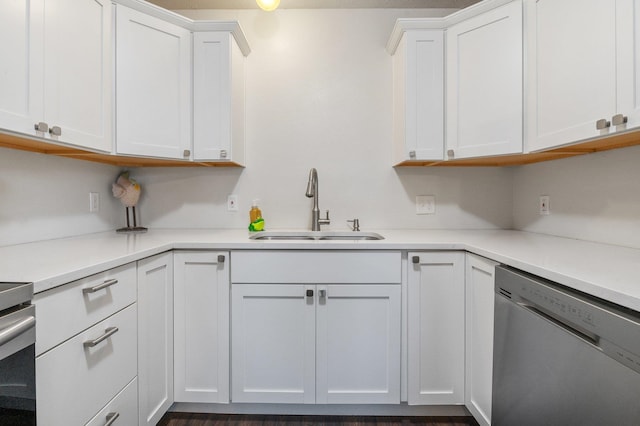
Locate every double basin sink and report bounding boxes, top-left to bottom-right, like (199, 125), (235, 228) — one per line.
(249, 231), (384, 241)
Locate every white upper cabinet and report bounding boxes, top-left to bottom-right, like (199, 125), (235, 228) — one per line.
(115, 4), (192, 160)
(446, 0), (523, 160)
(391, 29), (444, 163)
(0, 0), (112, 152)
(193, 32), (246, 164)
(526, 0), (640, 151)
(43, 0), (112, 151)
(0, 0), (41, 135)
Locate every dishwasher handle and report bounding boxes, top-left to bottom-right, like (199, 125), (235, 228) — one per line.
(518, 302), (600, 348)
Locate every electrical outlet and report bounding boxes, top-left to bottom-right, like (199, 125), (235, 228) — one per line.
(227, 194), (239, 212)
(416, 195), (435, 215)
(89, 192), (100, 213)
(539, 195), (550, 215)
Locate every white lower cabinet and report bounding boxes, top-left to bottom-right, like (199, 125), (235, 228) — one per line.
(36, 304), (137, 426)
(407, 251), (465, 405)
(230, 251), (402, 405)
(86, 377), (139, 426)
(174, 251), (230, 403)
(138, 252), (174, 426)
(465, 254), (497, 426)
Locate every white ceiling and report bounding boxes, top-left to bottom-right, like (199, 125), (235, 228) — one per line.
(147, 0), (481, 10)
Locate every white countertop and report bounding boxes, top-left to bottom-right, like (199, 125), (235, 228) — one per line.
(1, 228), (639, 312)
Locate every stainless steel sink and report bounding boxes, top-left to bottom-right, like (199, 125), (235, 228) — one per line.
(249, 231), (384, 241)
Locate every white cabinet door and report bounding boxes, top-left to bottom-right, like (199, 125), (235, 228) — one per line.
(193, 32), (246, 163)
(231, 284), (316, 404)
(392, 30), (444, 163)
(0, 0), (42, 134)
(465, 254), (498, 426)
(316, 284), (401, 404)
(446, 1), (523, 159)
(526, 0), (626, 151)
(174, 251), (229, 403)
(42, 0), (112, 151)
(407, 251), (465, 405)
(0, 0), (111, 152)
(138, 252), (174, 426)
(618, 0), (640, 131)
(115, 5), (191, 160)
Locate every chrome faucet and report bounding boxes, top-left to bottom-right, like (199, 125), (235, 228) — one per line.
(305, 168), (330, 231)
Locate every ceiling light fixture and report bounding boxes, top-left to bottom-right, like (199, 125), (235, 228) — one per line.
(256, 0), (280, 11)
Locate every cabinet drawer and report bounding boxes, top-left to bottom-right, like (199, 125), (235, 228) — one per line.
(231, 251), (401, 284)
(34, 263), (136, 355)
(36, 304), (137, 426)
(86, 377), (138, 426)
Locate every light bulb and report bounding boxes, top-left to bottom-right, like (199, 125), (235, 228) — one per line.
(256, 0), (280, 11)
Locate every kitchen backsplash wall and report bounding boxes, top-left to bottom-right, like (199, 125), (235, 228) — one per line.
(0, 147), (121, 246)
(133, 8), (514, 231)
(512, 145), (640, 250)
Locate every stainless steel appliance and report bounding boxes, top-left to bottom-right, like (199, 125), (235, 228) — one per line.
(492, 266), (640, 426)
(0, 282), (36, 425)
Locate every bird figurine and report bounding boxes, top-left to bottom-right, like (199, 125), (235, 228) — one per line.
(112, 171), (147, 233)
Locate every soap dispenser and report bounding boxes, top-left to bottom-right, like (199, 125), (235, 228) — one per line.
(248, 199), (265, 232)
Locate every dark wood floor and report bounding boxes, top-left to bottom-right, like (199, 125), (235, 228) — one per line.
(157, 413), (480, 426)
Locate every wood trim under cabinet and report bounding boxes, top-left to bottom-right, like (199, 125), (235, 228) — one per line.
(395, 127), (640, 167)
(0, 131), (244, 168)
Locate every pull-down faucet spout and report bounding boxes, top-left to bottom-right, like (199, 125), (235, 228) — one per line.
(305, 168), (330, 231)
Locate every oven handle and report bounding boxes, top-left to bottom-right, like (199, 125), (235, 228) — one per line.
(0, 316), (36, 347)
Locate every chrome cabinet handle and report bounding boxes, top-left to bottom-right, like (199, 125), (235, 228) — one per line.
(319, 289), (326, 299)
(612, 114), (628, 126)
(220, 150), (227, 159)
(217, 254), (225, 263)
(596, 118), (611, 130)
(183, 149), (191, 157)
(49, 126), (62, 136)
(34, 122), (49, 132)
(409, 150), (416, 159)
(412, 256), (420, 264)
(82, 279), (118, 294)
(306, 289), (314, 298)
(105, 412), (120, 426)
(83, 326), (119, 348)
(447, 149), (455, 158)
(0, 316), (35, 347)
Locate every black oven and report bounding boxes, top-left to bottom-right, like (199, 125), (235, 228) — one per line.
(0, 282), (36, 425)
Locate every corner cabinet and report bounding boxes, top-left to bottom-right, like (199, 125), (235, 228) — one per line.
(446, 0), (523, 160)
(525, 0), (640, 151)
(390, 29), (445, 164)
(230, 251), (402, 405)
(115, 4), (192, 160)
(0, 0), (112, 152)
(174, 251), (230, 403)
(193, 32), (246, 164)
(465, 254), (498, 426)
(407, 251), (465, 405)
(137, 252), (174, 426)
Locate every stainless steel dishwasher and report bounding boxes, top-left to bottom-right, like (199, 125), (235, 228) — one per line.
(492, 266), (640, 426)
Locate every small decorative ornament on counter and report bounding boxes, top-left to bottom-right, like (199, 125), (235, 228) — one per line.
(112, 171), (147, 233)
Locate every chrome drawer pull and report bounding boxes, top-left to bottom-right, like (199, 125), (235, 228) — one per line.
(105, 412), (120, 426)
(82, 279), (118, 294)
(83, 326), (119, 348)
